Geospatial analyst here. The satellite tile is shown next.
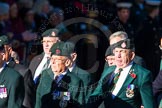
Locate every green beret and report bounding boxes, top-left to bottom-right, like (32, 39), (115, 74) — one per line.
(50, 41), (75, 57)
(105, 46), (114, 57)
(112, 39), (135, 51)
(0, 35), (9, 45)
(42, 28), (59, 37)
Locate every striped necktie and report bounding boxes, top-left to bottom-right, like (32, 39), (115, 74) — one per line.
(110, 68), (123, 92)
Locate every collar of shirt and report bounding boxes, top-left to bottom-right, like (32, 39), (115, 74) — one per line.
(44, 54), (50, 58)
(54, 70), (67, 83)
(0, 63), (6, 74)
(112, 61), (133, 96)
(68, 63), (76, 72)
(114, 61), (133, 74)
(33, 54), (50, 80)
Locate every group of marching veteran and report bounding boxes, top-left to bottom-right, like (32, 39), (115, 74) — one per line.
(0, 28), (161, 108)
(0, 0), (162, 108)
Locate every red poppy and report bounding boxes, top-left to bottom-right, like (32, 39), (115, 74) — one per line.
(130, 73), (136, 78)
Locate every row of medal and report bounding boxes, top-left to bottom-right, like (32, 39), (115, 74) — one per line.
(52, 91), (70, 108)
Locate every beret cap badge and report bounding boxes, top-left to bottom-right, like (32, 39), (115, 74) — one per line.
(56, 49), (61, 55)
(51, 31), (56, 37)
(121, 42), (126, 48)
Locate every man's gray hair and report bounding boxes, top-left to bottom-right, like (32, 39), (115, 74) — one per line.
(109, 31), (128, 42)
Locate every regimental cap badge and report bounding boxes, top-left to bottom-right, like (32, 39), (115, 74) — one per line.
(55, 48), (61, 55)
(121, 42), (127, 48)
(51, 31), (56, 37)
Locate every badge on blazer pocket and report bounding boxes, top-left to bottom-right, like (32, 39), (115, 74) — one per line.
(126, 84), (135, 98)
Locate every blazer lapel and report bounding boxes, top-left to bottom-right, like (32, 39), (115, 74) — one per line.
(32, 53), (44, 77)
(117, 64), (137, 96)
(43, 68), (54, 93)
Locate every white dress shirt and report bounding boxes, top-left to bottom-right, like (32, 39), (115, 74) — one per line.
(33, 54), (50, 80)
(112, 62), (133, 96)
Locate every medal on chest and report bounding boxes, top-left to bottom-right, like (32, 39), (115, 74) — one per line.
(126, 84), (135, 98)
(0, 85), (7, 99)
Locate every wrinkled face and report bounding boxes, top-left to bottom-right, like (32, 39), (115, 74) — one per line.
(42, 37), (59, 54)
(113, 48), (134, 68)
(50, 55), (68, 73)
(105, 55), (115, 66)
(118, 8), (130, 23)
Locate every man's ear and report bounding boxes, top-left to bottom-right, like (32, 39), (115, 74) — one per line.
(130, 51), (135, 60)
(65, 59), (71, 67)
(71, 53), (77, 62)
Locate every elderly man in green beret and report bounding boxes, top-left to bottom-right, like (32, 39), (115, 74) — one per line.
(35, 41), (85, 108)
(87, 39), (155, 108)
(0, 41), (24, 107)
(29, 28), (60, 84)
(63, 41), (94, 103)
(23, 28), (60, 108)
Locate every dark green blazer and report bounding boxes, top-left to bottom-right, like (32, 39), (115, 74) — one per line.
(0, 65), (24, 108)
(90, 63), (155, 108)
(71, 65), (94, 102)
(35, 68), (85, 108)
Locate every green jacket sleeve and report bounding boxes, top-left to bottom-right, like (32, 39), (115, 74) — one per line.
(140, 70), (155, 108)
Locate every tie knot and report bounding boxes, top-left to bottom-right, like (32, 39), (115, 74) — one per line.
(46, 57), (50, 61)
(118, 68), (123, 73)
